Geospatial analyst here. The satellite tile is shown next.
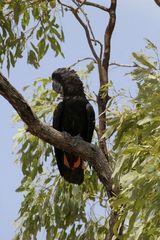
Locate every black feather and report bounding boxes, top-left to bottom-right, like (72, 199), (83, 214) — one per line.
(52, 68), (95, 185)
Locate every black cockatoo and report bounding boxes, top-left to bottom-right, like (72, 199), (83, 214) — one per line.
(52, 68), (95, 185)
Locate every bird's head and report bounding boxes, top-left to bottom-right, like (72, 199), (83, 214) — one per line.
(52, 68), (66, 93)
(52, 68), (85, 97)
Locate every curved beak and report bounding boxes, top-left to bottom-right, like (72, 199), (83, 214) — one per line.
(52, 80), (63, 94)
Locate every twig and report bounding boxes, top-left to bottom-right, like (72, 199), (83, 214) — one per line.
(57, 0), (100, 63)
(73, 0), (97, 45)
(69, 57), (96, 69)
(109, 62), (138, 68)
(91, 39), (103, 60)
(84, 1), (109, 12)
(72, 10), (100, 63)
(57, 0), (73, 11)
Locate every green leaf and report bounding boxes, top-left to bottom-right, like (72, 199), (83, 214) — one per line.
(132, 52), (156, 69)
(10, 51), (15, 67)
(86, 62), (95, 73)
(13, 2), (21, 25)
(145, 38), (157, 50)
(137, 116), (152, 125)
(22, 10), (30, 30)
(38, 38), (48, 60)
(36, 27), (43, 40)
(27, 50), (39, 68)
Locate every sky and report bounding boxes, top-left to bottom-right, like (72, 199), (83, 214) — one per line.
(0, 1), (160, 239)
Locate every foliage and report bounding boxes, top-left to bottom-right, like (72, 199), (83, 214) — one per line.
(106, 40), (160, 239)
(0, 0), (64, 72)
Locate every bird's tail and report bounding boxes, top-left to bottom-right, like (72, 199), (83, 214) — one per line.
(55, 148), (84, 185)
(63, 153), (84, 184)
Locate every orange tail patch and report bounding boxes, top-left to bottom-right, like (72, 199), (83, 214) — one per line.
(64, 154), (70, 169)
(64, 154), (81, 170)
(73, 157), (81, 169)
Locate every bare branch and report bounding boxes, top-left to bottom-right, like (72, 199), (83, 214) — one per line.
(69, 57), (96, 68)
(73, 0), (103, 59)
(96, 0), (117, 159)
(73, 0), (97, 45)
(91, 39), (103, 60)
(72, 10), (101, 63)
(84, 1), (109, 12)
(0, 72), (116, 197)
(109, 62), (138, 68)
(57, 0), (74, 11)
(57, 0), (101, 63)
(102, 0), (117, 72)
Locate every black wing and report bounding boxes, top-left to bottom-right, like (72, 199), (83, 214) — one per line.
(53, 102), (64, 131)
(86, 102), (95, 143)
(53, 102), (84, 185)
(53, 102), (64, 176)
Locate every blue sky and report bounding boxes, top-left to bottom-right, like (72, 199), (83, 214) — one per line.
(0, 1), (160, 239)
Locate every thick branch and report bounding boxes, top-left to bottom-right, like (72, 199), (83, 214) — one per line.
(102, 0), (117, 70)
(97, 0), (117, 158)
(0, 72), (115, 197)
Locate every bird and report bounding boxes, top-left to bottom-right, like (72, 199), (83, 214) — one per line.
(52, 68), (95, 185)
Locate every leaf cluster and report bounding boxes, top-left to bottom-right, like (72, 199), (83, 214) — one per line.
(106, 40), (160, 239)
(0, 0), (64, 72)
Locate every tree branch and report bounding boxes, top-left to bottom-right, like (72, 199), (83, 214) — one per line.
(97, 0), (117, 158)
(109, 62), (138, 68)
(57, 0), (73, 10)
(0, 72), (115, 197)
(57, 0), (101, 64)
(69, 57), (96, 68)
(102, 0), (117, 72)
(72, 10), (101, 63)
(84, 1), (109, 12)
(154, 0), (160, 7)
(73, 0), (97, 44)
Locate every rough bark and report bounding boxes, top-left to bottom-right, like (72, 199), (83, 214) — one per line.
(97, 0), (117, 158)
